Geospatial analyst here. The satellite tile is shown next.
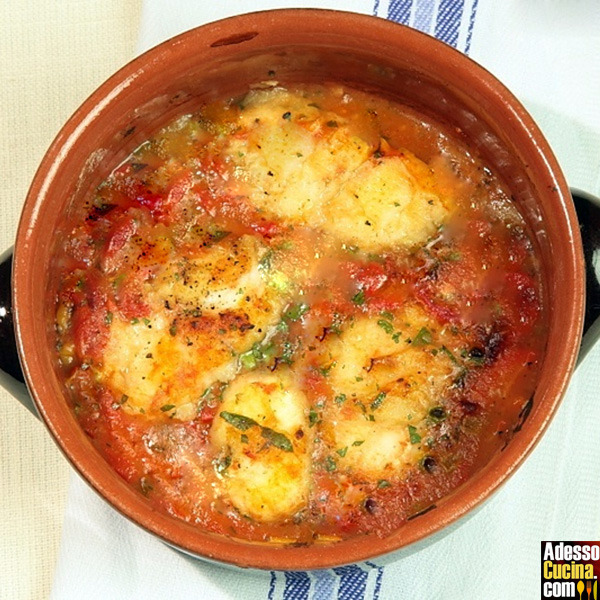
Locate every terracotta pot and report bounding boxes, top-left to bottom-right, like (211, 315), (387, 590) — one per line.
(1, 9), (599, 570)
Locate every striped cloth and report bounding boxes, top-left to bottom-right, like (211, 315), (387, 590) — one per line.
(382, 0), (478, 53)
(51, 2), (600, 599)
(269, 564), (384, 600)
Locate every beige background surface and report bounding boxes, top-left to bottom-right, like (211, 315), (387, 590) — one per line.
(0, 2), (141, 598)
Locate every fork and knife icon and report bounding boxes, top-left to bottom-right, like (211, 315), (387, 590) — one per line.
(578, 580), (597, 600)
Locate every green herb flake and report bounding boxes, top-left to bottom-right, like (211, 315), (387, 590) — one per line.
(104, 311), (113, 325)
(336, 446), (348, 457)
(324, 456), (337, 472)
(351, 289), (366, 305)
(169, 323), (177, 337)
(352, 440), (365, 446)
(370, 391), (386, 411)
(377, 319), (394, 334)
(408, 425), (422, 445)
(279, 340), (294, 364)
(215, 455), (232, 475)
(334, 393), (347, 405)
(240, 350), (257, 370)
(309, 409), (319, 428)
(209, 229), (230, 241)
(276, 320), (289, 334)
(319, 362), (336, 377)
(380, 311), (394, 321)
(284, 302), (310, 322)
(258, 249), (274, 270)
(440, 345), (459, 365)
(282, 111), (292, 120)
(392, 332), (402, 344)
(160, 404), (176, 413)
(413, 327), (433, 346)
(220, 411), (258, 431)
(261, 427), (293, 452)
(240, 434), (249, 444)
(377, 479), (392, 489)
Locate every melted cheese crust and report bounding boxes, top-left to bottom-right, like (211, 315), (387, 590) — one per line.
(100, 235), (285, 419)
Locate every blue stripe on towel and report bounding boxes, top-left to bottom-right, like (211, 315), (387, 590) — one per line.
(465, 0), (479, 54)
(434, 0), (465, 48)
(283, 571), (311, 600)
(387, 0), (412, 25)
(333, 565), (368, 600)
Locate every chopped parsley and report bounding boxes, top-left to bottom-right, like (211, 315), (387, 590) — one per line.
(413, 327), (433, 346)
(351, 289), (366, 305)
(284, 302), (310, 321)
(324, 456), (337, 472)
(377, 319), (394, 334)
(219, 411), (257, 431)
(334, 393), (347, 405)
(261, 427), (293, 452)
(370, 391), (386, 410)
(408, 425), (422, 444)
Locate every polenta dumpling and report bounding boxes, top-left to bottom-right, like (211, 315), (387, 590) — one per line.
(317, 303), (459, 477)
(322, 153), (450, 252)
(210, 370), (311, 522)
(224, 88), (374, 222)
(99, 235), (285, 420)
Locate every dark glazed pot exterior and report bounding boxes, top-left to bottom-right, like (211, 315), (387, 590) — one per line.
(8, 10), (585, 569)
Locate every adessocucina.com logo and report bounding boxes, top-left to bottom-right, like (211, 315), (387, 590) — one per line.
(542, 541), (599, 598)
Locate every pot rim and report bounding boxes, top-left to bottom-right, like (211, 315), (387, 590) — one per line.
(12, 8), (584, 570)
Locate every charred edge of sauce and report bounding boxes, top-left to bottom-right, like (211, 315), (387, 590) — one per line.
(210, 32), (259, 48)
(512, 396), (534, 435)
(86, 203), (117, 221)
(500, 395), (534, 451)
(406, 504), (437, 521)
(122, 126), (136, 138)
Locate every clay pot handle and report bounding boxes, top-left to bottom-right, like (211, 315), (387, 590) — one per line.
(0, 247), (38, 417)
(572, 189), (600, 364)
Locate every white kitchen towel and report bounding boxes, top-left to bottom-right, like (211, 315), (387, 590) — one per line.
(51, 2), (600, 599)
